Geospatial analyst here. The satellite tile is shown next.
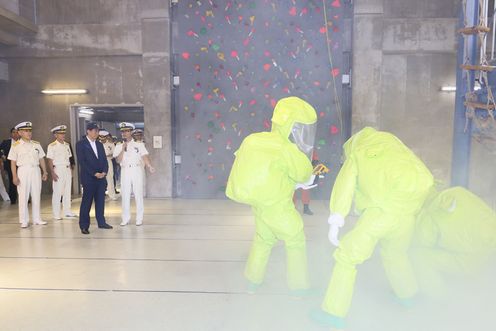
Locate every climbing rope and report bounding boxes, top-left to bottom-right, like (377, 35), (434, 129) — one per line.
(322, 0), (345, 146)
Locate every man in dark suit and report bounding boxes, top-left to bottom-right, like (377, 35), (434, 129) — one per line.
(76, 122), (113, 234)
(0, 128), (20, 204)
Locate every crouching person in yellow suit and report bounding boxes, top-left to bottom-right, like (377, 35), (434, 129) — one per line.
(413, 186), (496, 298)
(311, 127), (434, 330)
(226, 96), (317, 293)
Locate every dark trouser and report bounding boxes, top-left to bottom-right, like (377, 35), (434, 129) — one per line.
(6, 167), (17, 203)
(79, 179), (107, 230)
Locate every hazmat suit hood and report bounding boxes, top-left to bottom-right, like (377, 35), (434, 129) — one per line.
(415, 187), (496, 252)
(271, 96), (317, 158)
(330, 126), (434, 217)
(343, 127), (389, 157)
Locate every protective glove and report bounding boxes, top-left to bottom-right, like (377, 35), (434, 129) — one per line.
(295, 175), (317, 190)
(327, 213), (345, 247)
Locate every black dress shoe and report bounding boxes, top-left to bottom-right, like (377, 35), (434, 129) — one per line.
(98, 224), (113, 229)
(81, 229), (90, 234)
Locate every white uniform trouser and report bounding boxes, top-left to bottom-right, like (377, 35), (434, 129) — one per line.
(17, 166), (42, 225)
(121, 166), (144, 223)
(0, 173), (9, 201)
(51, 165), (72, 218)
(141, 165), (146, 197)
(106, 158), (116, 199)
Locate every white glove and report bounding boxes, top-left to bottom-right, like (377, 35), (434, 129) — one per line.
(327, 213), (345, 247)
(295, 175), (317, 190)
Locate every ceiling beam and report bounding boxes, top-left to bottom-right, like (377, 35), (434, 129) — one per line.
(0, 29), (17, 45)
(0, 6), (37, 34)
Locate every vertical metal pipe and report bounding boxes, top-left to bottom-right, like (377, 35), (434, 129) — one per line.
(492, 3), (496, 59)
(451, 0), (478, 187)
(482, 0), (488, 62)
(33, 0), (37, 24)
(480, 0), (489, 64)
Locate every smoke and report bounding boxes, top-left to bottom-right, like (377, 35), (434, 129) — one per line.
(231, 200), (496, 331)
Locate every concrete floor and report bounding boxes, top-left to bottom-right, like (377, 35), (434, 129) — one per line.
(0, 198), (494, 331)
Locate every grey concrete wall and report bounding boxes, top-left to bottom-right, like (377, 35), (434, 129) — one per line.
(2, 0), (142, 57)
(1, 56), (143, 127)
(469, 140), (496, 208)
(19, 0), (35, 22)
(36, 0), (140, 24)
(0, 0), (19, 15)
(0, 0), (172, 197)
(0, 59), (7, 80)
(141, 0), (172, 198)
(352, 0), (459, 186)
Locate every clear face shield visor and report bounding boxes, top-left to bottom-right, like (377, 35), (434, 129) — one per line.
(290, 122), (317, 159)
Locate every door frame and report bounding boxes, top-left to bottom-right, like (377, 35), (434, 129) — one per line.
(69, 103), (145, 195)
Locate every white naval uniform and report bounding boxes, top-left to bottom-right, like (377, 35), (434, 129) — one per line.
(1, 143), (12, 201)
(103, 142), (116, 199)
(0, 171), (9, 201)
(138, 141), (147, 197)
(47, 140), (73, 219)
(113, 140), (148, 224)
(0, 159), (10, 201)
(8, 139), (45, 225)
(141, 160), (147, 198)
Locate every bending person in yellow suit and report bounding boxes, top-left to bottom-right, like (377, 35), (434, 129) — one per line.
(226, 96), (317, 292)
(413, 186), (496, 298)
(312, 127), (434, 330)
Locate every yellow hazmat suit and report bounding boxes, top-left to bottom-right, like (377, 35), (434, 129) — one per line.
(226, 96), (317, 290)
(323, 127), (434, 317)
(413, 186), (496, 296)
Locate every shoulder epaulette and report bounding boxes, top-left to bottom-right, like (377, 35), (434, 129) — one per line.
(49, 141), (57, 146)
(13, 141), (20, 146)
(32, 140), (40, 144)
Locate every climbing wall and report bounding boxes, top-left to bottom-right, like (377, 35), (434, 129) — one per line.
(172, 0), (348, 198)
